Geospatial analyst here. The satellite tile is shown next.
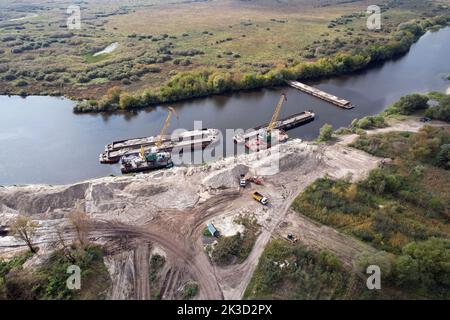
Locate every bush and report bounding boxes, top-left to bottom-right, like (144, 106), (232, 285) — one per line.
(15, 80), (28, 87)
(394, 238), (450, 298)
(182, 282), (198, 299)
(119, 92), (142, 110)
(425, 95), (450, 122)
(318, 124), (333, 142)
(351, 115), (387, 130)
(386, 94), (429, 115)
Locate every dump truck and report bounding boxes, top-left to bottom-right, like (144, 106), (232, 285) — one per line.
(253, 192), (269, 205)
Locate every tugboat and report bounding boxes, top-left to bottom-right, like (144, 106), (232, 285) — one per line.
(120, 147), (173, 174)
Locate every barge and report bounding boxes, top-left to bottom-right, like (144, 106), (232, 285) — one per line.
(234, 110), (315, 144)
(287, 81), (354, 109)
(100, 129), (220, 164)
(105, 128), (217, 152)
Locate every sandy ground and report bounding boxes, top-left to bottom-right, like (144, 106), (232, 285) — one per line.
(0, 118), (447, 300)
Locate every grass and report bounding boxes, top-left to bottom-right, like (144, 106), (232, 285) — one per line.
(244, 240), (378, 300)
(84, 53), (111, 64)
(0, 0), (448, 100)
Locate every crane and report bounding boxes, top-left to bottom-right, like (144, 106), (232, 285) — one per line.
(138, 107), (178, 160)
(267, 93), (287, 132)
(259, 93), (287, 144)
(156, 106), (178, 147)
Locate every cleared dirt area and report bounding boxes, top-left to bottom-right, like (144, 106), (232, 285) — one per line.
(0, 118), (446, 300)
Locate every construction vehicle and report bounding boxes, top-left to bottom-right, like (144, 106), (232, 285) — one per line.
(120, 147), (173, 174)
(239, 174), (247, 188)
(260, 93), (287, 144)
(287, 233), (298, 243)
(252, 192), (269, 205)
(247, 176), (263, 185)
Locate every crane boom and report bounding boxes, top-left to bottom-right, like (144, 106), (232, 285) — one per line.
(267, 93), (287, 132)
(156, 107), (178, 147)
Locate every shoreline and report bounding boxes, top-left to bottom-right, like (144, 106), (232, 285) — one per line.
(1, 22), (448, 113)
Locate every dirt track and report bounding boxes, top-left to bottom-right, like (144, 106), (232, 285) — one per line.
(1, 118), (447, 300)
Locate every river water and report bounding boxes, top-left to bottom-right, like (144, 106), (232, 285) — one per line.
(1, 27), (449, 185)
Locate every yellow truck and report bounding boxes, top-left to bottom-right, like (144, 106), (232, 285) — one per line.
(252, 192), (269, 205)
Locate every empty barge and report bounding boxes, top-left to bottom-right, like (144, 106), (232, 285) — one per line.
(287, 81), (354, 109)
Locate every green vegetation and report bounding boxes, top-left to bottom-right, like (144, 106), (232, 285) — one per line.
(0, 245), (110, 300)
(75, 17), (450, 113)
(181, 281), (199, 300)
(425, 93), (450, 122)
(1, 0), (441, 111)
(350, 114), (387, 130)
(149, 254), (166, 300)
(383, 92), (450, 122)
(0, 251), (34, 299)
(386, 94), (429, 115)
(292, 125), (450, 298)
(317, 123), (334, 142)
(244, 240), (376, 300)
(210, 215), (259, 266)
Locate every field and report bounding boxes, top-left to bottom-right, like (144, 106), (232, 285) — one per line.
(0, 0), (449, 102)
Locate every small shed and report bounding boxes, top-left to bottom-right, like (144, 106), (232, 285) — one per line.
(207, 223), (220, 237)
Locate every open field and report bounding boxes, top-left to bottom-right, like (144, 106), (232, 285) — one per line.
(0, 0), (449, 102)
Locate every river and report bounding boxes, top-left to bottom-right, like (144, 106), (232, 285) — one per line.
(1, 27), (449, 185)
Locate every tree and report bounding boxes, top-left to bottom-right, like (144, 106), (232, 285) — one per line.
(11, 216), (38, 253)
(394, 238), (450, 296)
(318, 124), (333, 142)
(436, 144), (450, 169)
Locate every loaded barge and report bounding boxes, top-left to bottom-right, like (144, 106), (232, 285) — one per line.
(287, 81), (354, 109)
(100, 128), (220, 164)
(105, 129), (215, 152)
(234, 110), (315, 144)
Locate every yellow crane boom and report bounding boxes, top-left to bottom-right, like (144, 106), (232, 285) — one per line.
(267, 93), (287, 132)
(156, 106), (178, 147)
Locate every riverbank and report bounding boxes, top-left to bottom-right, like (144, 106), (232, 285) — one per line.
(73, 17), (450, 113)
(1, 116), (448, 300)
